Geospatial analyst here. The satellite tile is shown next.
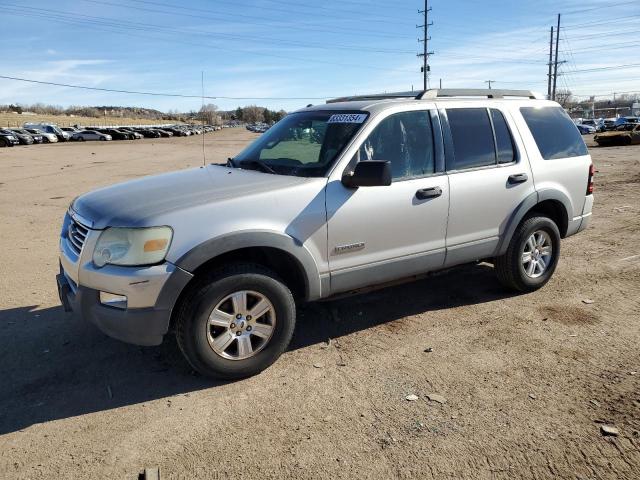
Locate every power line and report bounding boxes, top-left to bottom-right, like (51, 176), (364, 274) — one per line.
(80, 0), (409, 39)
(562, 14), (640, 30)
(0, 75), (337, 100)
(561, 0), (640, 15)
(572, 90), (640, 98)
(2, 4), (412, 54)
(125, 0), (409, 26)
(2, 8), (419, 74)
(565, 63), (640, 74)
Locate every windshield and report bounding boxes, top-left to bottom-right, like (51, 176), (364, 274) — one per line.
(233, 111), (368, 177)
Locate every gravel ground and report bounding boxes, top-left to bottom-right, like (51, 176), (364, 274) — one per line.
(0, 130), (638, 479)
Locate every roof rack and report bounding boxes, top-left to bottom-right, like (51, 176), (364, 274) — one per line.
(326, 88), (540, 104)
(326, 91), (419, 103)
(419, 88), (539, 99)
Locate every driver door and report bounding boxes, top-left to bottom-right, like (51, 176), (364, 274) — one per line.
(326, 109), (449, 295)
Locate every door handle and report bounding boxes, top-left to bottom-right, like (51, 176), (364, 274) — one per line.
(415, 186), (442, 200)
(508, 173), (528, 184)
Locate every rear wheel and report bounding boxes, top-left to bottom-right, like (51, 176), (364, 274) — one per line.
(495, 216), (561, 292)
(175, 263), (296, 379)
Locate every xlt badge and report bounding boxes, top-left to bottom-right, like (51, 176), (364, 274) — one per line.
(334, 242), (365, 254)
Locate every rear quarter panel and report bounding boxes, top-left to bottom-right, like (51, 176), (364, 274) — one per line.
(509, 102), (591, 221)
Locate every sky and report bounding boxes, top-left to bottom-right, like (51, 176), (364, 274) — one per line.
(0, 0), (638, 112)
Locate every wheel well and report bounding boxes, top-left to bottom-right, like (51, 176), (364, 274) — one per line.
(528, 200), (568, 237)
(168, 246), (307, 333)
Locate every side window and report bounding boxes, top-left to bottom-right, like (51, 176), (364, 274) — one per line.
(520, 106), (588, 160)
(447, 108), (496, 169)
(355, 111), (435, 179)
(490, 109), (516, 164)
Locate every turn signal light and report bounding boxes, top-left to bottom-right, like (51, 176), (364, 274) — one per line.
(144, 238), (168, 252)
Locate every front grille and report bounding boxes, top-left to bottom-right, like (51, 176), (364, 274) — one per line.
(67, 219), (89, 255)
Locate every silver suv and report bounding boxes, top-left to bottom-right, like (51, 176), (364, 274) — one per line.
(57, 89), (594, 379)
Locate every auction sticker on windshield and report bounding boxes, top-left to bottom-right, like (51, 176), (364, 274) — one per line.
(328, 113), (367, 124)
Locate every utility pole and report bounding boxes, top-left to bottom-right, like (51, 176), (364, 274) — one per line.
(552, 13), (561, 101)
(485, 80), (495, 89)
(547, 26), (554, 99)
(417, 0), (433, 90)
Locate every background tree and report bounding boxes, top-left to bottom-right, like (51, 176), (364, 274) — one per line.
(242, 105), (264, 123)
(199, 103), (220, 124)
(555, 89), (572, 108)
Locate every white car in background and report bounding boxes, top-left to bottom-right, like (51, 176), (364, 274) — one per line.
(23, 122), (72, 142)
(72, 130), (112, 141)
(25, 128), (58, 143)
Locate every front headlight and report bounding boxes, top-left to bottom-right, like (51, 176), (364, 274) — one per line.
(93, 227), (173, 267)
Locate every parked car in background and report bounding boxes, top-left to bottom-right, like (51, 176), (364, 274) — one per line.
(149, 128), (173, 138)
(601, 119), (617, 131)
(72, 130), (112, 141)
(24, 123), (71, 142)
(117, 127), (143, 139)
(26, 128), (58, 143)
(614, 116), (638, 127)
(580, 119), (604, 132)
(135, 128), (161, 138)
(576, 124), (596, 135)
(97, 128), (130, 140)
(10, 128), (44, 144)
(3, 128), (34, 145)
(0, 129), (20, 147)
(594, 123), (640, 146)
(62, 127), (81, 134)
(164, 127), (188, 137)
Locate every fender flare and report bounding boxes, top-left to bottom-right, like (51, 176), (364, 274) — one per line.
(495, 189), (572, 257)
(174, 230), (322, 300)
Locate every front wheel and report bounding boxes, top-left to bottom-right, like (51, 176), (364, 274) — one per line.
(175, 263), (296, 379)
(495, 216), (561, 292)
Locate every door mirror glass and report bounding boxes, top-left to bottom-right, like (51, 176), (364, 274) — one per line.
(342, 160), (392, 188)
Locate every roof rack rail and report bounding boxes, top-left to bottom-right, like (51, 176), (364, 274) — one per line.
(326, 88), (541, 104)
(418, 88), (539, 99)
(326, 91), (419, 103)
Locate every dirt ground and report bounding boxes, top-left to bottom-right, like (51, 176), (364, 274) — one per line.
(0, 130), (638, 479)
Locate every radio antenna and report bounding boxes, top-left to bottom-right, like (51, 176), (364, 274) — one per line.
(201, 70), (206, 167)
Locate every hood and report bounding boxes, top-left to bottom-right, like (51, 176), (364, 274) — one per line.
(72, 165), (311, 229)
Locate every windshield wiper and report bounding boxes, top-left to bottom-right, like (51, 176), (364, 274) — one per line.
(227, 157), (237, 168)
(238, 159), (277, 174)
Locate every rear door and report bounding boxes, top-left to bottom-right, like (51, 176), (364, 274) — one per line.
(442, 105), (535, 266)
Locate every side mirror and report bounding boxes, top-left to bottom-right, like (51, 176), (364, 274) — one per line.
(342, 161), (392, 188)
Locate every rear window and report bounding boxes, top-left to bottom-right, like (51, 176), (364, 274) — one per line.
(520, 107), (588, 160)
(490, 109), (516, 164)
(447, 108), (496, 169)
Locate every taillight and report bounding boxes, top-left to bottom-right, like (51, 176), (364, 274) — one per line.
(587, 164), (594, 194)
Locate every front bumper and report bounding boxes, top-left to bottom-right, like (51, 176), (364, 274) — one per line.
(57, 264), (192, 346)
(58, 212), (193, 346)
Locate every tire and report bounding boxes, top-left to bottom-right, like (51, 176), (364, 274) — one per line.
(495, 215), (561, 292)
(0, 138), (7, 147)
(175, 263), (296, 379)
